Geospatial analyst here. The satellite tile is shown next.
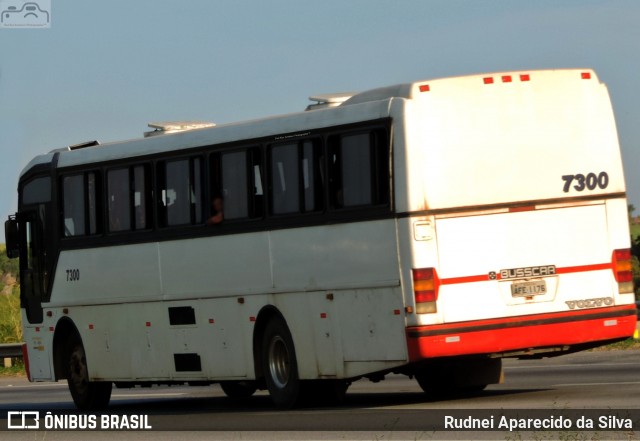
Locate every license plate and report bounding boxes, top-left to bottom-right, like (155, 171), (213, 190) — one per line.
(510, 280), (547, 297)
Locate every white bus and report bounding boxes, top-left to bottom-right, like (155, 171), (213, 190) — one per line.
(5, 69), (638, 410)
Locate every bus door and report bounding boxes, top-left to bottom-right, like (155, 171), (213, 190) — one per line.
(19, 208), (48, 324)
(6, 174), (54, 325)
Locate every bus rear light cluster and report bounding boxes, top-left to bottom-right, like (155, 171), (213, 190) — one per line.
(412, 268), (440, 314)
(612, 249), (634, 294)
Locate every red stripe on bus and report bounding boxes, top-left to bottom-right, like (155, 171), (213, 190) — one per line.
(555, 262), (611, 274)
(440, 274), (489, 285)
(440, 262), (613, 285)
(406, 305), (637, 360)
(408, 304), (635, 336)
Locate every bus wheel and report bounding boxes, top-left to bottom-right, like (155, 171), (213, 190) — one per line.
(415, 373), (449, 397)
(459, 384), (488, 393)
(261, 317), (300, 409)
(220, 381), (257, 399)
(66, 336), (112, 410)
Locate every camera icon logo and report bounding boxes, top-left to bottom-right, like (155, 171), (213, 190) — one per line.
(1, 1), (50, 28)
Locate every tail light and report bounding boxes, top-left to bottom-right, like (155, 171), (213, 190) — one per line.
(612, 249), (634, 294)
(412, 268), (440, 314)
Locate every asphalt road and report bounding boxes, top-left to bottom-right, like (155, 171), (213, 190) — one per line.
(0, 349), (639, 440)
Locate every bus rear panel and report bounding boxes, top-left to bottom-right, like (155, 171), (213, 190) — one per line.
(398, 70), (637, 360)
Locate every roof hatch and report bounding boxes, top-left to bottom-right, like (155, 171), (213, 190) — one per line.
(305, 93), (355, 111)
(144, 121), (216, 137)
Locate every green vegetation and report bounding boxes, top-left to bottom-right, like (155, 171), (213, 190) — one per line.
(0, 245), (19, 284)
(592, 338), (640, 351)
(0, 290), (21, 344)
(0, 245), (21, 344)
(630, 223), (640, 240)
(0, 359), (24, 377)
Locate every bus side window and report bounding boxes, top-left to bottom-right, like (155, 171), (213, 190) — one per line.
(250, 147), (264, 219)
(220, 151), (249, 220)
(302, 140), (323, 212)
(268, 139), (323, 215)
(270, 143), (300, 215)
(132, 165), (150, 230)
(329, 130), (389, 209)
(62, 172), (101, 237)
(107, 168), (131, 232)
(158, 158), (203, 227)
(86, 172), (100, 235)
(62, 175), (86, 236)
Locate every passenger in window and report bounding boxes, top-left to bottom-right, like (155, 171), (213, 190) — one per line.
(206, 195), (224, 225)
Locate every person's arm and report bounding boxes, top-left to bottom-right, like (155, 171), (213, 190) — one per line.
(206, 212), (224, 226)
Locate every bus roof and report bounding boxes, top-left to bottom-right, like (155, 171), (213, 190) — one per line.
(20, 68), (600, 177)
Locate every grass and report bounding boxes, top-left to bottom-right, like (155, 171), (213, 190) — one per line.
(0, 286), (25, 377)
(0, 359), (25, 377)
(593, 338), (640, 351)
(0, 288), (22, 344)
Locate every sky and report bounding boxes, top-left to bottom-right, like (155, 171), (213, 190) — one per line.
(0, 0), (639, 221)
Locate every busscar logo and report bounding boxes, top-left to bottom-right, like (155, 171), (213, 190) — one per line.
(0, 1), (50, 28)
(490, 265), (556, 280)
(7, 411), (40, 429)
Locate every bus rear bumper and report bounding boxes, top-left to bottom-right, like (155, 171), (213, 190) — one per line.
(406, 305), (638, 361)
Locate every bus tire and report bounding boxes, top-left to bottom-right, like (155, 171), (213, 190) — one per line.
(460, 384), (488, 393)
(66, 336), (112, 410)
(415, 372), (449, 397)
(261, 316), (300, 409)
(220, 381), (257, 399)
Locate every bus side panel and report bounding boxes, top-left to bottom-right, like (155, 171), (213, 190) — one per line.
(51, 243), (162, 304)
(159, 233), (273, 298)
(269, 220), (407, 379)
(69, 298), (254, 382)
(281, 288), (408, 380)
(21, 313), (54, 381)
(268, 220), (400, 292)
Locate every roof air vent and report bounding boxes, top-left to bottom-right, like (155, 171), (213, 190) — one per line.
(305, 93), (354, 111)
(144, 121), (216, 137)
